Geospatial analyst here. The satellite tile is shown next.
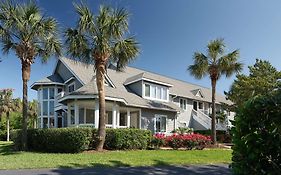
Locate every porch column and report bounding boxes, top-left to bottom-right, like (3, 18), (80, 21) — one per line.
(54, 112), (58, 128)
(116, 106), (120, 128)
(112, 103), (117, 129)
(95, 99), (99, 128)
(67, 103), (71, 126)
(74, 101), (79, 126)
(127, 109), (130, 128)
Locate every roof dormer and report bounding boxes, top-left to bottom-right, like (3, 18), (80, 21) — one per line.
(191, 89), (204, 98)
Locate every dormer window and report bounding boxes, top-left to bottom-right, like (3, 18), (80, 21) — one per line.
(144, 83), (168, 101)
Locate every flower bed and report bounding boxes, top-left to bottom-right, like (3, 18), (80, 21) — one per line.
(151, 133), (211, 150)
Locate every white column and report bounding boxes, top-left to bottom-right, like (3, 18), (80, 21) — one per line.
(95, 99), (99, 128)
(112, 103), (117, 129)
(54, 112), (58, 128)
(67, 103), (71, 126)
(74, 101), (79, 126)
(116, 106), (120, 128)
(127, 109), (131, 128)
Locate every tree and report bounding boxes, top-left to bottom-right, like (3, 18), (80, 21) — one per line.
(225, 59), (281, 107)
(188, 38), (242, 144)
(0, 89), (21, 141)
(65, 4), (139, 151)
(0, 1), (61, 149)
(28, 100), (38, 128)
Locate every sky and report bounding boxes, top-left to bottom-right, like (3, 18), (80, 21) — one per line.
(1, 0), (281, 100)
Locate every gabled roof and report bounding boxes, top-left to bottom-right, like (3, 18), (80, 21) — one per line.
(31, 74), (64, 90)
(51, 57), (232, 105)
(61, 79), (180, 112)
(191, 89), (204, 98)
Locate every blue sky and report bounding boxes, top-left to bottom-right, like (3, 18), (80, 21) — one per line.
(1, 0), (281, 100)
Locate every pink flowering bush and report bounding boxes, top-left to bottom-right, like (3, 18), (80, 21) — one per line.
(153, 133), (211, 150)
(151, 133), (166, 149)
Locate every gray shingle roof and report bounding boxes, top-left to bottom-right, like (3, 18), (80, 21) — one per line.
(59, 57), (232, 106)
(31, 74), (64, 89)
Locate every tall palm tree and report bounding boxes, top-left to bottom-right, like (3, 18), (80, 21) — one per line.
(0, 89), (21, 141)
(0, 1), (61, 149)
(188, 39), (242, 144)
(65, 4), (139, 151)
(28, 100), (38, 128)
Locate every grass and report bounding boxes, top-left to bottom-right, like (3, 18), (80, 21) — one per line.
(0, 141), (232, 170)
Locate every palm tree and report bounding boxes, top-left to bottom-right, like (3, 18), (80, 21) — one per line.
(0, 1), (61, 149)
(28, 100), (38, 128)
(65, 4), (139, 151)
(188, 39), (242, 144)
(0, 89), (21, 141)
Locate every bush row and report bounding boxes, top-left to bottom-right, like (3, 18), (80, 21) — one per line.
(195, 130), (232, 143)
(151, 133), (211, 150)
(11, 128), (151, 153)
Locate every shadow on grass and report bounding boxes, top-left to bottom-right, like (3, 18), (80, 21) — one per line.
(0, 142), (20, 156)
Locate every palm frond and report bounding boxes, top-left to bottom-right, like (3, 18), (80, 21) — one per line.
(219, 49), (243, 77)
(188, 52), (208, 79)
(207, 38), (225, 62)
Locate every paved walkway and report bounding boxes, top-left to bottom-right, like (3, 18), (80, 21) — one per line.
(0, 164), (231, 175)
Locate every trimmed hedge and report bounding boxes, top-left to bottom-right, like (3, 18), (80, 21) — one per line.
(231, 92), (281, 174)
(11, 128), (152, 153)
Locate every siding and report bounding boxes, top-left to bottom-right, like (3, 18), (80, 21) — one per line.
(127, 81), (142, 96)
(141, 108), (176, 134)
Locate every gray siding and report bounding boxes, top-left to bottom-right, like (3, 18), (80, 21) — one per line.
(127, 81), (142, 96)
(141, 108), (176, 134)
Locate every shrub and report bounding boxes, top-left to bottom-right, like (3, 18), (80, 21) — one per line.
(12, 128), (152, 152)
(101, 128), (151, 150)
(151, 133), (166, 149)
(12, 128), (92, 153)
(232, 92), (281, 174)
(165, 133), (211, 150)
(195, 130), (232, 143)
(0, 130), (6, 141)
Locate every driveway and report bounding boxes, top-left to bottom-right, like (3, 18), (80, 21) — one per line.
(0, 164), (231, 175)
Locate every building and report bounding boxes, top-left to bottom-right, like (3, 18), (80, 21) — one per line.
(31, 57), (234, 133)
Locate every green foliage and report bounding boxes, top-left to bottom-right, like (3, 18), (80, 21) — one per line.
(231, 91), (281, 174)
(12, 128), (152, 152)
(226, 59), (281, 107)
(99, 128), (152, 150)
(173, 127), (194, 135)
(195, 130), (232, 143)
(12, 128), (92, 153)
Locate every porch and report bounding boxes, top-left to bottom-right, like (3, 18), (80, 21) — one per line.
(65, 99), (141, 129)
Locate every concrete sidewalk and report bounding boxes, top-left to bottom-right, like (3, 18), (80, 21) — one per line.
(0, 164), (231, 175)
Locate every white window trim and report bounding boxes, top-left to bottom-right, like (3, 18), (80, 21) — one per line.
(143, 83), (169, 102)
(179, 98), (187, 111)
(154, 114), (167, 133)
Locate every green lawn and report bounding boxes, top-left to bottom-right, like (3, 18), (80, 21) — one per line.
(0, 141), (232, 170)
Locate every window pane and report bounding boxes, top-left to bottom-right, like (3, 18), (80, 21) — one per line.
(161, 117), (166, 132)
(106, 111), (112, 124)
(151, 86), (156, 98)
(49, 101), (54, 115)
(43, 118), (48, 128)
(162, 88), (167, 100)
(49, 88), (55, 99)
(71, 109), (75, 124)
(86, 109), (94, 123)
(156, 118), (160, 132)
(184, 100), (186, 110)
(156, 87), (161, 99)
(79, 108), (84, 124)
(145, 84), (150, 97)
(43, 101), (48, 115)
(68, 84), (75, 93)
(43, 88), (48, 100)
(58, 88), (62, 93)
(120, 113), (126, 126)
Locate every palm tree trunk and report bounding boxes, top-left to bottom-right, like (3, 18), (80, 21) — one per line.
(21, 63), (30, 150)
(211, 78), (217, 145)
(95, 62), (106, 151)
(6, 112), (9, 142)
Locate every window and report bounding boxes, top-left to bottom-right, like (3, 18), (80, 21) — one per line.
(43, 88), (48, 100)
(68, 83), (75, 93)
(43, 101), (48, 115)
(155, 115), (167, 133)
(145, 84), (150, 97)
(49, 101), (54, 115)
(79, 108), (85, 124)
(58, 88), (62, 93)
(49, 88), (55, 99)
(144, 83), (168, 101)
(119, 113), (127, 126)
(180, 98), (187, 110)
